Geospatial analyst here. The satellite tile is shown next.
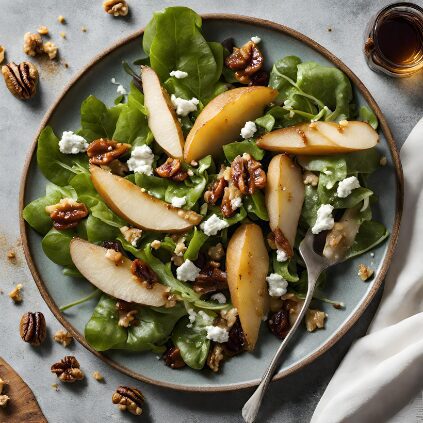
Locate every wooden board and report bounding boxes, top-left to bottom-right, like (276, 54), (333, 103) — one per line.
(0, 357), (47, 423)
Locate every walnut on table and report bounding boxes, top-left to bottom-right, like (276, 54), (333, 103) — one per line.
(112, 386), (144, 416)
(103, 0), (129, 17)
(53, 329), (73, 347)
(23, 32), (44, 57)
(51, 356), (84, 383)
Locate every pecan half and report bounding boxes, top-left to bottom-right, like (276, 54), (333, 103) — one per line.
(2, 62), (38, 100)
(231, 154), (266, 195)
(225, 41), (264, 84)
(267, 309), (290, 339)
(131, 259), (159, 289)
(45, 198), (88, 230)
(193, 262), (228, 295)
(204, 175), (228, 205)
(155, 158), (188, 182)
(223, 318), (246, 356)
(272, 228), (294, 258)
(20, 312), (46, 346)
(87, 139), (130, 165)
(51, 356), (84, 382)
(112, 386), (144, 416)
(163, 346), (186, 369)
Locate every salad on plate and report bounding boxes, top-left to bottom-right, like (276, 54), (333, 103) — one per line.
(23, 6), (389, 373)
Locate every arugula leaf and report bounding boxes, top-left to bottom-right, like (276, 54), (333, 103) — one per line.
(184, 228), (208, 261)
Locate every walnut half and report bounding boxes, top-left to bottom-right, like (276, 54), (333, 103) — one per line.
(51, 356), (85, 383)
(2, 62), (38, 100)
(103, 0), (129, 17)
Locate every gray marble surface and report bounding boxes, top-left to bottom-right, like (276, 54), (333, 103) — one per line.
(0, 1), (422, 422)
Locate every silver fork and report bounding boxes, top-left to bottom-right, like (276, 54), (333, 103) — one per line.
(242, 229), (341, 423)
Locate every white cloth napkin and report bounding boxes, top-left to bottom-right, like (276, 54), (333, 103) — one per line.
(311, 118), (423, 423)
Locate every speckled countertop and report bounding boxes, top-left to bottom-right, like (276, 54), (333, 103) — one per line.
(1, 0), (422, 422)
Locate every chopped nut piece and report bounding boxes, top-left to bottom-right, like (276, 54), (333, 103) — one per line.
(0, 46), (5, 64)
(57, 15), (65, 23)
(92, 371), (104, 381)
(87, 139), (130, 165)
(339, 120), (349, 127)
(305, 309), (327, 332)
(2, 61), (38, 100)
(0, 395), (10, 407)
(204, 173), (228, 205)
(221, 184), (242, 218)
(103, 0), (129, 17)
(43, 41), (58, 60)
(119, 225), (142, 247)
(151, 240), (161, 250)
(20, 312), (46, 346)
(105, 248), (123, 265)
(207, 344), (224, 372)
(174, 236), (186, 256)
(282, 293), (305, 326)
(303, 170), (319, 186)
(171, 254), (184, 267)
(163, 346), (185, 369)
(112, 386), (144, 416)
(103, 158), (129, 176)
(155, 158), (188, 182)
(37, 26), (49, 35)
(273, 228), (293, 258)
(53, 329), (73, 347)
(51, 356), (84, 382)
(7, 249), (16, 261)
(51, 383), (59, 391)
(9, 283), (23, 303)
(131, 258), (159, 288)
(23, 32), (43, 56)
(208, 243), (225, 261)
(358, 264), (374, 281)
(59, 32), (66, 39)
(81, 26), (87, 32)
(220, 307), (238, 330)
(45, 198), (88, 230)
(118, 309), (138, 328)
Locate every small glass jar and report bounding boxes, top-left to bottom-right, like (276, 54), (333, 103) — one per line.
(364, 2), (423, 77)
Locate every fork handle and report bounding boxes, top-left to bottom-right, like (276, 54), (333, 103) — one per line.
(242, 267), (322, 423)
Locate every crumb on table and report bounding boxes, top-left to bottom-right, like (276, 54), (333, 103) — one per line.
(9, 283), (23, 303)
(358, 264), (374, 281)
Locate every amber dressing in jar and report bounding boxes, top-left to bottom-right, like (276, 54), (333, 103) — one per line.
(364, 3), (423, 77)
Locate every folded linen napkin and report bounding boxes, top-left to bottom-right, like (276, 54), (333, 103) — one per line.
(311, 118), (423, 423)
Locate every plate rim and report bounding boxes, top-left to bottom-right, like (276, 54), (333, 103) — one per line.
(19, 13), (404, 392)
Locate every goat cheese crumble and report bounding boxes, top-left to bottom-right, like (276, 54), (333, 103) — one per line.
(171, 94), (199, 117)
(171, 196), (186, 208)
(116, 84), (127, 95)
(230, 196), (242, 210)
(205, 325), (229, 343)
(276, 249), (288, 262)
(200, 214), (229, 236)
(336, 176), (360, 198)
(170, 70), (188, 79)
(176, 259), (201, 282)
(127, 145), (154, 175)
(251, 35), (261, 44)
(240, 121), (257, 139)
(58, 131), (88, 154)
(266, 273), (288, 297)
(312, 204), (334, 234)
(210, 293), (226, 304)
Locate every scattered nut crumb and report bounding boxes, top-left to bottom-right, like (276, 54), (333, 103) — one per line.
(118, 309), (138, 328)
(303, 171), (319, 187)
(380, 156), (387, 166)
(103, 0), (129, 17)
(64, 62), (69, 68)
(43, 41), (58, 60)
(51, 383), (59, 391)
(7, 249), (16, 261)
(358, 264), (374, 281)
(92, 371), (104, 382)
(81, 26), (87, 32)
(0, 45), (5, 64)
(57, 15), (66, 24)
(23, 32), (44, 57)
(105, 248), (123, 265)
(53, 329), (73, 347)
(305, 309), (327, 332)
(0, 394), (10, 408)
(151, 240), (161, 250)
(59, 31), (66, 39)
(328, 27), (332, 32)
(9, 283), (23, 303)
(38, 26), (49, 35)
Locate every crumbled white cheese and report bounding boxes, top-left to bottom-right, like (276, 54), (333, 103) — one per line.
(187, 169), (194, 177)
(171, 196), (186, 208)
(116, 84), (127, 95)
(127, 145), (154, 175)
(111, 77), (117, 84)
(205, 325), (229, 343)
(176, 259), (201, 282)
(197, 310), (214, 325)
(312, 204), (334, 234)
(240, 121), (257, 139)
(170, 70), (188, 79)
(187, 308), (197, 328)
(58, 131), (88, 154)
(200, 214), (229, 236)
(171, 94), (199, 117)
(266, 273), (288, 297)
(251, 35), (261, 44)
(276, 249), (288, 262)
(230, 196), (242, 211)
(337, 176), (360, 198)
(210, 293), (227, 304)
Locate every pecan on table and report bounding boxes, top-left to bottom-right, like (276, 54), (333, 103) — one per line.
(2, 61), (38, 100)
(87, 139), (130, 165)
(230, 154), (266, 195)
(112, 386), (144, 416)
(204, 174), (228, 205)
(225, 40), (264, 84)
(223, 318), (246, 356)
(267, 309), (290, 340)
(192, 261), (228, 295)
(131, 259), (159, 289)
(155, 158), (188, 182)
(51, 356), (84, 382)
(45, 198), (88, 230)
(163, 346), (186, 369)
(19, 312), (46, 346)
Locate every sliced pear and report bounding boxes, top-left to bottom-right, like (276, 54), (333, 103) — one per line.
(184, 86), (278, 162)
(90, 165), (201, 232)
(257, 121), (378, 154)
(265, 154), (305, 248)
(226, 223), (269, 351)
(70, 238), (171, 307)
(142, 65), (184, 159)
